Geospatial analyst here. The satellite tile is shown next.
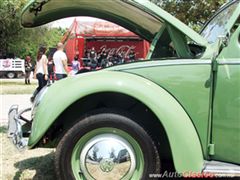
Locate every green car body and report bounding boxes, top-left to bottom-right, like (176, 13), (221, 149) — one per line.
(13, 0), (240, 178)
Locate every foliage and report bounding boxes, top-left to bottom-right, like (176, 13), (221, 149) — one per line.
(0, 0), (65, 60)
(8, 27), (65, 60)
(149, 0), (227, 31)
(0, 0), (25, 57)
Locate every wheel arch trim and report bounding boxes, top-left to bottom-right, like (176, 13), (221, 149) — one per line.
(29, 71), (204, 173)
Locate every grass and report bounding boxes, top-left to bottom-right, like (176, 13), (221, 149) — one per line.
(0, 79), (37, 94)
(1, 125), (56, 180)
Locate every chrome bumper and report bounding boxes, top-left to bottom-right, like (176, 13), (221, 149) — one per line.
(8, 105), (31, 150)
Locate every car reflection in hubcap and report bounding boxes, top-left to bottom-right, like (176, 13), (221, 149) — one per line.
(80, 133), (136, 180)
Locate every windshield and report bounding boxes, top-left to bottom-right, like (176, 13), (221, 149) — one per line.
(201, 1), (239, 44)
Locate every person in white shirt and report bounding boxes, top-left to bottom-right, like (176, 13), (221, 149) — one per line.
(71, 55), (81, 75)
(31, 46), (48, 102)
(53, 42), (69, 80)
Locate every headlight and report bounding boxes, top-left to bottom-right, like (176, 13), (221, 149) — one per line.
(31, 86), (49, 119)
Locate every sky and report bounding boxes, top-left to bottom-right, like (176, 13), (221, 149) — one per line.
(49, 17), (104, 29)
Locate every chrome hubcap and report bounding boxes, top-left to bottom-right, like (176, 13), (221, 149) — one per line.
(80, 134), (136, 180)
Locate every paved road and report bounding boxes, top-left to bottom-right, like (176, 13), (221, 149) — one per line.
(0, 94), (32, 123)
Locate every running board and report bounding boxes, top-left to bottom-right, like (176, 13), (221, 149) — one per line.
(203, 161), (240, 177)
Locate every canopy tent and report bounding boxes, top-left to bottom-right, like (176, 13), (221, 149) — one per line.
(61, 18), (149, 63)
(61, 18), (139, 41)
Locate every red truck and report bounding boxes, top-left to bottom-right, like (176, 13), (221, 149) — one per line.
(62, 18), (150, 66)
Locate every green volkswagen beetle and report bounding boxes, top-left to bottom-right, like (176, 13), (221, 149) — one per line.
(8, 0), (240, 179)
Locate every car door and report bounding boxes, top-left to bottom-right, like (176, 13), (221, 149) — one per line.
(211, 2), (240, 164)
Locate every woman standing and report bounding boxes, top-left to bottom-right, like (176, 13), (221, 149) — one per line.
(71, 55), (81, 75)
(31, 47), (48, 102)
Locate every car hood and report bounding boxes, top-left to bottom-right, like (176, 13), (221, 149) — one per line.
(21, 0), (208, 46)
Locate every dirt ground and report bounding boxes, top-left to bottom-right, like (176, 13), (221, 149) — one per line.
(1, 125), (55, 180)
(0, 79), (56, 179)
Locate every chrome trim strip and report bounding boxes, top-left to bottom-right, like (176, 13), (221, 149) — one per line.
(151, 59), (212, 65)
(203, 161), (240, 177)
(120, 59), (212, 70)
(218, 60), (240, 65)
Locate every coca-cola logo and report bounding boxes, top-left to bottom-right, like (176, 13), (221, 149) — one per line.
(2, 59), (11, 68)
(99, 45), (137, 57)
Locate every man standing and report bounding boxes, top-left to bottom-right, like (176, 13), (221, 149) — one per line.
(88, 47), (97, 70)
(24, 56), (32, 84)
(53, 42), (69, 80)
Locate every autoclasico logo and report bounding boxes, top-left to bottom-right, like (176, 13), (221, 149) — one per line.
(2, 59), (12, 68)
(149, 171), (216, 178)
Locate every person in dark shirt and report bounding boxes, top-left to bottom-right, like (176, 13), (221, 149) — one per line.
(100, 48), (108, 68)
(112, 53), (119, 65)
(128, 49), (136, 62)
(116, 52), (124, 64)
(89, 47), (97, 59)
(24, 56), (32, 84)
(89, 47), (97, 70)
(47, 56), (55, 83)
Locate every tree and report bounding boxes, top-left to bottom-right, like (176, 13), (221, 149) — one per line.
(0, 0), (65, 59)
(92, 146), (99, 161)
(109, 148), (116, 159)
(149, 0), (226, 31)
(0, 0), (27, 57)
(7, 27), (65, 60)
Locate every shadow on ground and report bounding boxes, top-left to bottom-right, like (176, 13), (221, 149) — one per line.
(13, 152), (56, 180)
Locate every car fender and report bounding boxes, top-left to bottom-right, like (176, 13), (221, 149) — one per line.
(30, 70), (204, 173)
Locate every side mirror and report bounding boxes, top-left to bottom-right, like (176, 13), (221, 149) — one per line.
(218, 31), (230, 48)
(214, 32), (230, 57)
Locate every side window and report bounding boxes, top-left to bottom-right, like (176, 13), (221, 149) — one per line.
(151, 29), (178, 59)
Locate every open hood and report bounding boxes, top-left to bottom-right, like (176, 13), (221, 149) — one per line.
(21, 0), (208, 46)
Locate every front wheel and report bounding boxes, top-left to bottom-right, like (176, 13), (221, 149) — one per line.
(55, 110), (160, 180)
